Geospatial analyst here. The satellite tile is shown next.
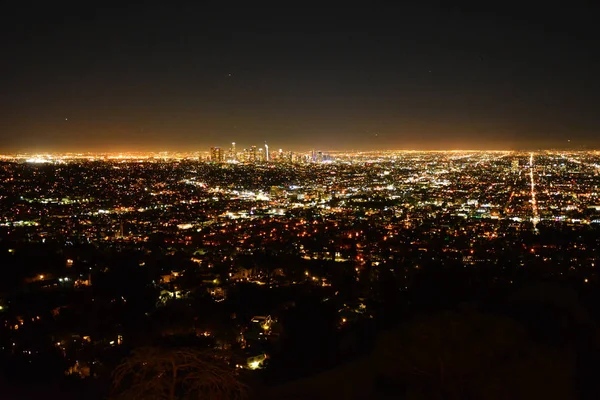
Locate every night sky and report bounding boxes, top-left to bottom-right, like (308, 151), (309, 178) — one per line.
(2, 2), (599, 152)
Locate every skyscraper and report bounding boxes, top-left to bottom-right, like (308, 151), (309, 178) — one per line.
(230, 142), (237, 161)
(265, 143), (269, 162)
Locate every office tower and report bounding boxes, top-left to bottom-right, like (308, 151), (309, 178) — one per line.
(230, 142), (237, 161)
(250, 146), (257, 162)
(265, 143), (269, 162)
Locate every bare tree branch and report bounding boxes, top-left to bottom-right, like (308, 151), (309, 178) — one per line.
(110, 347), (248, 400)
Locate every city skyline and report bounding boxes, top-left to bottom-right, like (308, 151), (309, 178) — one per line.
(4, 148), (600, 159)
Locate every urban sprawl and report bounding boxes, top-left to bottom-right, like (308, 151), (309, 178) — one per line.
(1, 149), (599, 386)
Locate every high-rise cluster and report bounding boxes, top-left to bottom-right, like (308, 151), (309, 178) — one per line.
(208, 142), (329, 163)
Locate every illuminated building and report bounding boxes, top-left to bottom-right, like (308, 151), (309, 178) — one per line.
(229, 142), (237, 161)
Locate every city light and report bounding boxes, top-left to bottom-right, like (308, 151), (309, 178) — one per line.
(2, 149), (600, 393)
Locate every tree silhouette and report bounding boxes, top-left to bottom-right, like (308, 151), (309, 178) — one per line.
(110, 347), (247, 400)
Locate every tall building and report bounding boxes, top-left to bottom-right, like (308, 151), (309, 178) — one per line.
(265, 143), (269, 162)
(210, 147), (224, 162)
(230, 142), (237, 161)
(250, 146), (258, 162)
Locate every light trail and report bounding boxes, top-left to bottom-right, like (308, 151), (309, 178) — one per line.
(529, 153), (539, 231)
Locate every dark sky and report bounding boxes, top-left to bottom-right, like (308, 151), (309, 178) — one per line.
(2, 2), (599, 152)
